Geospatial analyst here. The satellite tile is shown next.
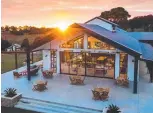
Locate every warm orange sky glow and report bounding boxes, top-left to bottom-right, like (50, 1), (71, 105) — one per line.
(54, 22), (69, 31)
(2, 0), (153, 27)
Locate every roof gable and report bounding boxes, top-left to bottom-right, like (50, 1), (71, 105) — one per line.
(72, 23), (142, 56)
(85, 17), (119, 26)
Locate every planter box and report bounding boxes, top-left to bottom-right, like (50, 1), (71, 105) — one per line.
(1, 93), (22, 107)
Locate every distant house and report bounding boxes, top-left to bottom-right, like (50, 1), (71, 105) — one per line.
(7, 43), (21, 51)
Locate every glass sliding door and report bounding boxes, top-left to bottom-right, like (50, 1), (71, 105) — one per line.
(69, 52), (77, 75)
(86, 53), (95, 76)
(51, 50), (57, 73)
(60, 51), (70, 74)
(60, 51), (115, 78)
(94, 54), (115, 78)
(60, 51), (85, 75)
(120, 53), (128, 76)
(69, 52), (85, 75)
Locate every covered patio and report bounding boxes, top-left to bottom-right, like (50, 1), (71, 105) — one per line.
(1, 68), (153, 113)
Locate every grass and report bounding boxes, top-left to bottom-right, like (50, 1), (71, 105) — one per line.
(2, 33), (45, 45)
(1, 52), (42, 74)
(1, 33), (44, 74)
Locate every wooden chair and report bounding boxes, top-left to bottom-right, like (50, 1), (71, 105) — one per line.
(69, 76), (76, 85)
(44, 81), (48, 86)
(33, 81), (48, 91)
(116, 75), (129, 87)
(69, 76), (85, 85)
(92, 90), (101, 100)
(42, 70), (53, 78)
(13, 72), (21, 78)
(44, 81), (48, 89)
(101, 90), (109, 101)
(33, 84), (38, 91)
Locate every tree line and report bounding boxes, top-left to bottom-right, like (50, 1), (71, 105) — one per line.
(1, 26), (54, 35)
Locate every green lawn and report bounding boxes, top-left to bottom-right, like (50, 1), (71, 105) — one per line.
(1, 52), (42, 74)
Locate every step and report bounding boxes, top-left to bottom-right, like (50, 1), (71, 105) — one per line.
(17, 101), (80, 113)
(16, 102), (60, 113)
(15, 97), (102, 113)
(19, 98), (100, 113)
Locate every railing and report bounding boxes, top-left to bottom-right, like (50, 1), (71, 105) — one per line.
(1, 50), (42, 74)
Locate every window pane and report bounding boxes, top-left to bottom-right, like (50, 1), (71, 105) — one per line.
(88, 36), (115, 50)
(60, 52), (70, 73)
(120, 53), (128, 76)
(94, 54), (114, 78)
(60, 36), (84, 49)
(51, 50), (57, 73)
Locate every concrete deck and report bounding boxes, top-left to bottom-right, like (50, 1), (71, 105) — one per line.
(1, 68), (153, 113)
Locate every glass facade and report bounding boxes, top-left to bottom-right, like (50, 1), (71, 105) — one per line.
(60, 51), (115, 78)
(60, 36), (84, 49)
(58, 35), (120, 79)
(51, 50), (57, 73)
(88, 36), (115, 50)
(119, 53), (128, 76)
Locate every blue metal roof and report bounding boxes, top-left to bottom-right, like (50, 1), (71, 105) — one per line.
(128, 32), (153, 41)
(85, 17), (119, 26)
(139, 42), (153, 61)
(76, 23), (142, 55)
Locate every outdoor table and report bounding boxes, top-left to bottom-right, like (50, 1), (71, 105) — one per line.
(34, 80), (47, 91)
(93, 88), (109, 100)
(69, 75), (84, 85)
(36, 80), (45, 85)
(72, 76), (81, 80)
(94, 88), (104, 93)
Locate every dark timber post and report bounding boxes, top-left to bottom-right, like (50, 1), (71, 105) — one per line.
(151, 67), (153, 83)
(133, 56), (139, 94)
(31, 52), (34, 64)
(15, 52), (18, 69)
(84, 52), (87, 76)
(146, 62), (153, 83)
(21, 38), (31, 81)
(27, 49), (31, 81)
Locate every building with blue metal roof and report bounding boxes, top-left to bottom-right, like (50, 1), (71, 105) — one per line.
(35, 16), (153, 94)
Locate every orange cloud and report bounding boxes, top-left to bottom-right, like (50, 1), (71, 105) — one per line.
(2, 0), (153, 27)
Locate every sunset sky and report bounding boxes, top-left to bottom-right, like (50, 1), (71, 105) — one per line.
(2, 0), (153, 27)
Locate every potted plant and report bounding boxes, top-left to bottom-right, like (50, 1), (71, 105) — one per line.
(106, 104), (121, 113)
(1, 88), (22, 107)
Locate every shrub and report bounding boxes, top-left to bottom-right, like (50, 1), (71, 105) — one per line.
(107, 104), (121, 113)
(4, 88), (17, 97)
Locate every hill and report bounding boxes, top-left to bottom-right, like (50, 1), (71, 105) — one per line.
(1, 31), (45, 45)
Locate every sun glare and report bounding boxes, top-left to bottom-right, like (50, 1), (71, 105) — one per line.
(55, 22), (69, 31)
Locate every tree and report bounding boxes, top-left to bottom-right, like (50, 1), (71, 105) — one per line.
(110, 7), (131, 23)
(129, 15), (153, 31)
(100, 11), (111, 20)
(4, 25), (10, 31)
(100, 7), (131, 29)
(1, 39), (11, 51)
